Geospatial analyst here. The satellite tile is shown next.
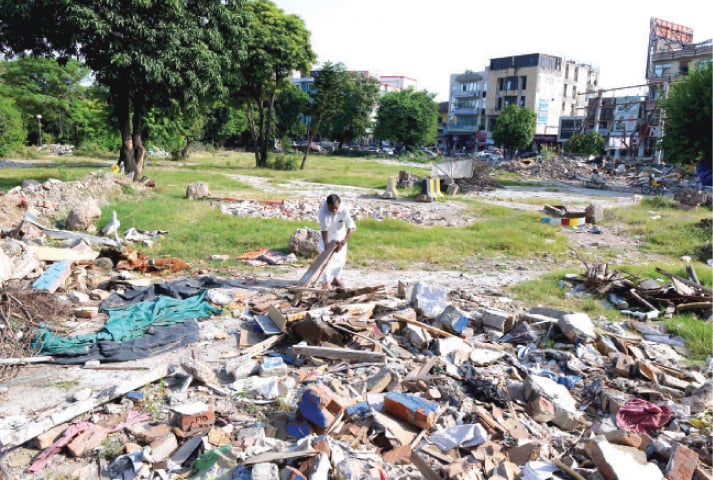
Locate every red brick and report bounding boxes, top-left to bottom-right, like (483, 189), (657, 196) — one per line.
(66, 425), (107, 457)
(665, 443), (698, 480)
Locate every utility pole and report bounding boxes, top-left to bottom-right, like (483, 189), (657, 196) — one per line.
(36, 114), (42, 147)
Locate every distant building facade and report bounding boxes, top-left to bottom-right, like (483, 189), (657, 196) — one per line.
(446, 54), (598, 153)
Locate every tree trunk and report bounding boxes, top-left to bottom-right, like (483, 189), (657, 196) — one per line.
(115, 90), (135, 175)
(257, 100), (268, 167)
(300, 125), (312, 170)
(181, 138), (190, 159)
(131, 98), (145, 181)
(246, 102), (262, 168)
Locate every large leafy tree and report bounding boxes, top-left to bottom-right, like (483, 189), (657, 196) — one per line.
(661, 62), (712, 170)
(274, 85), (308, 144)
(564, 131), (605, 156)
(374, 88), (438, 149)
(0, 0), (245, 180)
(322, 68), (380, 150)
(0, 96), (25, 156)
(492, 105), (536, 156)
(0, 57), (92, 145)
(234, 0), (315, 168)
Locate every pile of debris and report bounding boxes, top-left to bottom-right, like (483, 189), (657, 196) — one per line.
(569, 259), (713, 321)
(0, 237), (711, 479)
(499, 156), (594, 181)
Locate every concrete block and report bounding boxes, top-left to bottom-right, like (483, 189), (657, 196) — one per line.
(411, 281), (448, 319)
(384, 392), (438, 429)
(584, 436), (664, 480)
(559, 312), (596, 343)
(527, 396), (555, 424)
(482, 309), (516, 333)
(438, 305), (469, 334)
(149, 432), (178, 462)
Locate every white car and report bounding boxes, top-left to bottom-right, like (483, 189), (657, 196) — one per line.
(476, 151), (503, 162)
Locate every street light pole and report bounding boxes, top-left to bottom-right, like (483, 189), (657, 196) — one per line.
(36, 114), (43, 147)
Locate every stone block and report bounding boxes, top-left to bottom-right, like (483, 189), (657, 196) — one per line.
(665, 443), (699, 480)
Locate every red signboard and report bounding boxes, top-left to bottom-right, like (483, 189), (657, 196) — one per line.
(650, 18), (693, 43)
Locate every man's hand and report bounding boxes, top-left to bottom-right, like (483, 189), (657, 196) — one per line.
(335, 239), (345, 251)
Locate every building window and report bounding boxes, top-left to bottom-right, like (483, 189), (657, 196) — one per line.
(520, 76), (527, 90)
(497, 97), (502, 110)
(504, 96), (517, 107)
(565, 64), (570, 79)
(563, 84), (568, 97)
(654, 63), (672, 78)
(504, 76), (518, 90)
(519, 96), (525, 107)
(497, 78), (503, 90)
(572, 85), (577, 99)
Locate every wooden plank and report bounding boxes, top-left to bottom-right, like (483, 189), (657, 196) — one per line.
(0, 356), (54, 366)
(238, 333), (285, 358)
(244, 449), (317, 465)
(29, 245), (99, 262)
(291, 344), (386, 363)
(297, 241), (337, 287)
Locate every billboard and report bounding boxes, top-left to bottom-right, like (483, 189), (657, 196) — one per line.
(558, 116), (585, 142)
(611, 97), (641, 136)
(650, 18), (693, 43)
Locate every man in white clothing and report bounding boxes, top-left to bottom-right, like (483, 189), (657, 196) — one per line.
(318, 193), (356, 289)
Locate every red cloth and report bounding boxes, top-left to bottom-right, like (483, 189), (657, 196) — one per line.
(615, 398), (672, 434)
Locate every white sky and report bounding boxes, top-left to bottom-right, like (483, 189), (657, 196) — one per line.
(272, 0), (712, 102)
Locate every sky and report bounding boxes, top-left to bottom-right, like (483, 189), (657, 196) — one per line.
(272, 0), (713, 102)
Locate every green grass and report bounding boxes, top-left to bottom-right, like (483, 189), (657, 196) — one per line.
(606, 197), (711, 258)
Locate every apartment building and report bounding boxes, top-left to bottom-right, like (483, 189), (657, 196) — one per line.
(445, 70), (488, 153)
(486, 53), (598, 142)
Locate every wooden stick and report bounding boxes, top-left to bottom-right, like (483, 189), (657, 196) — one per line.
(329, 323), (397, 358)
(656, 267), (712, 295)
(291, 344), (386, 363)
(553, 459), (587, 480)
(629, 288), (659, 313)
(393, 313), (454, 338)
(0, 356), (54, 366)
(686, 265), (701, 286)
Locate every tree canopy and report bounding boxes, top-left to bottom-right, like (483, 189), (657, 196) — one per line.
(0, 0), (245, 179)
(563, 131), (605, 156)
(233, 0), (315, 167)
(661, 62), (712, 167)
(491, 105), (536, 155)
(374, 88), (438, 149)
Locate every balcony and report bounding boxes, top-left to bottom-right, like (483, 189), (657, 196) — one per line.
(452, 90), (480, 99)
(452, 107), (478, 115)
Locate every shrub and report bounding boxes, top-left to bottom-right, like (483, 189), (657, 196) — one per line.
(0, 97), (26, 157)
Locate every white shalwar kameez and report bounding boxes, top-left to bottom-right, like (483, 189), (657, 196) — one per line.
(317, 200), (356, 285)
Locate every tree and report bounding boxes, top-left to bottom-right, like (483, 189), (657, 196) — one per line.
(661, 62), (712, 173)
(491, 105), (536, 156)
(0, 57), (95, 145)
(233, 0), (315, 168)
(274, 85), (308, 143)
(0, 96), (25, 156)
(317, 67), (379, 150)
(0, 0), (245, 180)
(374, 88), (438, 149)
(564, 131), (605, 156)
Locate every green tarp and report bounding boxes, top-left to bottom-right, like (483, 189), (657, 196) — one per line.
(32, 291), (221, 355)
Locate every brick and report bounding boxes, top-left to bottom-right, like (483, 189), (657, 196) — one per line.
(171, 407), (216, 434)
(665, 443), (698, 480)
(384, 392), (438, 429)
(297, 384), (346, 429)
(66, 425), (107, 458)
(34, 423), (69, 450)
(604, 430), (644, 449)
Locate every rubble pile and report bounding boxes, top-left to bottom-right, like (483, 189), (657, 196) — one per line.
(499, 157), (595, 181)
(218, 196), (472, 227)
(454, 162), (503, 193)
(0, 172), (128, 232)
(567, 260), (713, 321)
(0, 241), (711, 479)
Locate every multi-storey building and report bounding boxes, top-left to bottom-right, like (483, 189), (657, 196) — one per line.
(643, 18), (712, 159)
(444, 70), (488, 154)
(486, 53), (598, 146)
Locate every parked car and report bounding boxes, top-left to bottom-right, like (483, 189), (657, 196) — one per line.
(293, 141), (325, 154)
(476, 151), (503, 162)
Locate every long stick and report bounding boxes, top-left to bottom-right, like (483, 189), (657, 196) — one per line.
(0, 356), (54, 366)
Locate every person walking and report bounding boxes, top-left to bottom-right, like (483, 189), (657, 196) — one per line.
(317, 193), (356, 289)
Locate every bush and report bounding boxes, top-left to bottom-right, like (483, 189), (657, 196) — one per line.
(270, 153), (298, 171)
(0, 97), (26, 157)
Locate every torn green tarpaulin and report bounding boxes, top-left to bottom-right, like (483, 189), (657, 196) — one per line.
(32, 291), (221, 355)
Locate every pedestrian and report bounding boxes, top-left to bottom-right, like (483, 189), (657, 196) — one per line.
(317, 193), (356, 289)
